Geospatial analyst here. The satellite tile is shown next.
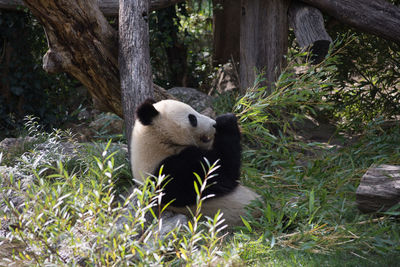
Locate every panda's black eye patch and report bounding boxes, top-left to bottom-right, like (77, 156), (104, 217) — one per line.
(188, 114), (197, 127)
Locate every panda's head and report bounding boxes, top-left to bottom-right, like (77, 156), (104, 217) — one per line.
(135, 99), (216, 150)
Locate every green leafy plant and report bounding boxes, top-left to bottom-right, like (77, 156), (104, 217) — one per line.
(221, 43), (400, 265)
(325, 30), (400, 132)
(149, 1), (213, 89)
(0, 120), (229, 265)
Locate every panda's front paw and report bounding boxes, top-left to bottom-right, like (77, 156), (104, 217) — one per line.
(215, 113), (240, 136)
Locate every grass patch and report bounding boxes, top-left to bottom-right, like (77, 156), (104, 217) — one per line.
(220, 48), (400, 265)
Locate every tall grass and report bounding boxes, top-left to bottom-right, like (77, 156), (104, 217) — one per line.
(222, 42), (400, 265)
(0, 120), (229, 265)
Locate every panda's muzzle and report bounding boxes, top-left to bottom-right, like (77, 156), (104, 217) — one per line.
(200, 135), (212, 143)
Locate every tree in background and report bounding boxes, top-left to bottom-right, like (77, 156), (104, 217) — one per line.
(212, 0), (240, 66)
(1, 0), (400, 136)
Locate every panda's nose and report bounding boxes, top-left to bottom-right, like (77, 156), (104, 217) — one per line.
(212, 124), (217, 128)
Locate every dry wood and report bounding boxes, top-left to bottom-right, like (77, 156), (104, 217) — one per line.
(240, 0), (290, 93)
(301, 0), (400, 45)
(289, 1), (332, 63)
(19, 0), (173, 117)
(0, 0), (184, 15)
(356, 164), (400, 213)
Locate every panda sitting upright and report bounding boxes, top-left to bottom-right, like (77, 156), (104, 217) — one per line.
(130, 99), (260, 226)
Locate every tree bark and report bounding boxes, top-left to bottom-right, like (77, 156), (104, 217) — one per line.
(289, 1), (332, 64)
(301, 0), (400, 45)
(20, 0), (172, 118)
(212, 0), (240, 66)
(240, 0), (290, 93)
(0, 0), (184, 16)
(119, 0), (153, 148)
(356, 164), (400, 213)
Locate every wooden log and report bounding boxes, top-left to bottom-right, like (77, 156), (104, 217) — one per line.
(0, 0), (184, 16)
(240, 0), (290, 93)
(119, 0), (153, 148)
(301, 0), (400, 45)
(289, 1), (332, 64)
(356, 164), (400, 213)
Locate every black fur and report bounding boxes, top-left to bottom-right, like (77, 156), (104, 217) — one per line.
(188, 114), (198, 127)
(154, 113), (241, 207)
(136, 98), (159, 125)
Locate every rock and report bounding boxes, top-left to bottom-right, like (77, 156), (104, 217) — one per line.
(67, 111), (123, 142)
(158, 211), (188, 237)
(89, 112), (124, 136)
(0, 138), (84, 218)
(168, 87), (214, 114)
(77, 109), (92, 121)
(292, 116), (339, 144)
(115, 193), (188, 239)
(77, 108), (101, 122)
(201, 107), (216, 119)
(356, 164), (400, 213)
(210, 63), (240, 95)
(0, 137), (37, 152)
(0, 165), (34, 219)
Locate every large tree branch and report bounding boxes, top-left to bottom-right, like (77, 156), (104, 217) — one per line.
(0, 0), (184, 15)
(20, 0), (172, 117)
(301, 0), (400, 45)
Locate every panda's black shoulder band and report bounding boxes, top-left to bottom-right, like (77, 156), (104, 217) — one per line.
(136, 98), (159, 125)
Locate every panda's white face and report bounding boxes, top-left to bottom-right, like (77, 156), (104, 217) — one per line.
(152, 100), (216, 150)
(131, 99), (216, 181)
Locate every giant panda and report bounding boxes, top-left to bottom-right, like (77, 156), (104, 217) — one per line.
(130, 99), (260, 226)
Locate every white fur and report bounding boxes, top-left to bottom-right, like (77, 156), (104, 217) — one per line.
(131, 99), (216, 182)
(168, 185), (260, 226)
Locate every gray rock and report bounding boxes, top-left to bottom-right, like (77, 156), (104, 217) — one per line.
(0, 137), (37, 152)
(158, 211), (188, 237)
(168, 87), (214, 113)
(89, 112), (124, 135)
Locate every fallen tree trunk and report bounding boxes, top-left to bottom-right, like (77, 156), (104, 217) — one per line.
(1, 0), (184, 16)
(21, 0), (172, 117)
(289, 1), (332, 63)
(356, 164), (400, 213)
(301, 0), (400, 45)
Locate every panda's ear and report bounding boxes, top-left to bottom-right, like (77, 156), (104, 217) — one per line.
(136, 98), (159, 125)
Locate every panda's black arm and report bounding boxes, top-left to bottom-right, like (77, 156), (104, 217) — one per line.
(156, 146), (208, 206)
(155, 113), (241, 207)
(206, 113), (242, 192)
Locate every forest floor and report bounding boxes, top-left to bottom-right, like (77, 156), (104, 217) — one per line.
(234, 118), (400, 266)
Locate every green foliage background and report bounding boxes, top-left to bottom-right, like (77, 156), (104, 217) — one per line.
(0, 10), (82, 138)
(150, 1), (213, 89)
(2, 0), (400, 138)
(325, 27), (400, 130)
